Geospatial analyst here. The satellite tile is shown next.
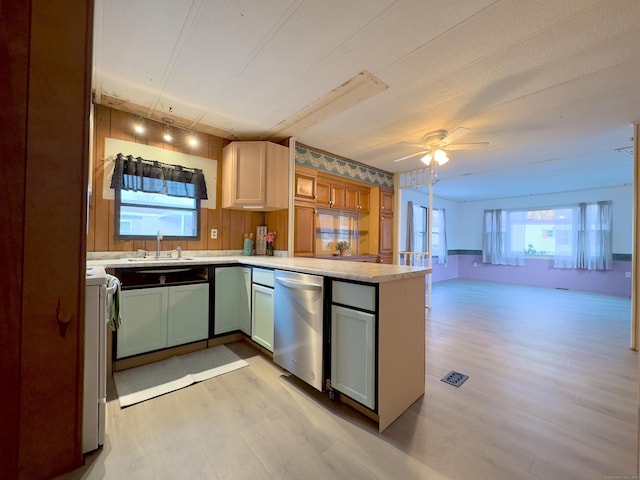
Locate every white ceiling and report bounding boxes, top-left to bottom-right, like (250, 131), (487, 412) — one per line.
(93, 0), (639, 201)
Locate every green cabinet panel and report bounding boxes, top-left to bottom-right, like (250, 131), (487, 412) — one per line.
(251, 283), (274, 351)
(214, 267), (243, 334)
(167, 283), (209, 347)
(118, 288), (169, 358)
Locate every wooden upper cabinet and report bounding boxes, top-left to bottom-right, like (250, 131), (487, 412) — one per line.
(315, 179), (331, 208)
(222, 141), (288, 211)
(380, 189), (393, 214)
(346, 186), (370, 213)
(294, 166), (317, 203)
(331, 184), (346, 210)
(315, 176), (353, 211)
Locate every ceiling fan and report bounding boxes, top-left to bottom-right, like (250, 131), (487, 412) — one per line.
(393, 127), (489, 165)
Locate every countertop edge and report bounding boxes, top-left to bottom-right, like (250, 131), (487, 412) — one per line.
(86, 256), (431, 283)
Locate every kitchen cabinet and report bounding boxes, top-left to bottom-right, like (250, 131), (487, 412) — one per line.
(167, 284), (210, 347)
(379, 188), (394, 257)
(240, 267), (252, 335)
(118, 288), (168, 358)
(345, 186), (370, 213)
(294, 166), (317, 203)
(316, 178), (346, 210)
(222, 141), (289, 211)
(380, 189), (394, 214)
(118, 283), (209, 358)
(379, 213), (393, 255)
(378, 254), (393, 264)
(294, 203), (316, 257)
(214, 266), (245, 335)
(331, 281), (376, 410)
(251, 268), (274, 351)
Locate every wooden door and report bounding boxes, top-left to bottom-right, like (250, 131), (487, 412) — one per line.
(358, 189), (370, 213)
(331, 184), (346, 209)
(229, 142), (266, 206)
(294, 204), (316, 256)
(294, 166), (317, 203)
(316, 180), (331, 208)
(345, 186), (359, 211)
(380, 189), (394, 214)
(380, 214), (393, 254)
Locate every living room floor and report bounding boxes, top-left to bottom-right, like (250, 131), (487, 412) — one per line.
(58, 280), (636, 480)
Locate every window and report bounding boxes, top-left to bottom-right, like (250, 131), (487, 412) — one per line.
(115, 189), (199, 239)
(110, 153), (207, 239)
(483, 202), (612, 270)
(415, 207), (440, 253)
(522, 208), (573, 256)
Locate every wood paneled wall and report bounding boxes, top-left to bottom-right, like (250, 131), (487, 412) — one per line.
(1, 1), (93, 478)
(89, 105), (288, 253)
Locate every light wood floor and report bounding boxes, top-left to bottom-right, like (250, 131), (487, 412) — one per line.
(58, 280), (637, 480)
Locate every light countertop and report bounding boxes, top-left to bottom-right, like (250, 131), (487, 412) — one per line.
(87, 254), (431, 283)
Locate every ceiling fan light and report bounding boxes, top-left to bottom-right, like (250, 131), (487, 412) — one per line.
(434, 148), (449, 165)
(420, 152), (433, 166)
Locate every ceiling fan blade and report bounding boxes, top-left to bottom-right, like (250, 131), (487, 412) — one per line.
(392, 150), (428, 163)
(398, 142), (432, 149)
(446, 142), (489, 151)
(439, 127), (470, 147)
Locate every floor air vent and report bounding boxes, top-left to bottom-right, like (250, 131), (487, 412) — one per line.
(441, 371), (469, 388)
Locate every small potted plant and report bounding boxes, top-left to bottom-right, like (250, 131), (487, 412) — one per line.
(264, 231), (276, 256)
(335, 241), (351, 256)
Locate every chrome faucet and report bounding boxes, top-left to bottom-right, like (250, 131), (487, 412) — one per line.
(156, 230), (163, 257)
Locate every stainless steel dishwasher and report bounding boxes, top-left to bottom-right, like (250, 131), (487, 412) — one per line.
(273, 270), (324, 391)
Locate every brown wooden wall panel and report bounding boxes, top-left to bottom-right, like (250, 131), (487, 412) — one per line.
(265, 210), (288, 251)
(0, 1), (29, 477)
(89, 105), (289, 255)
(5, 1), (94, 477)
(93, 105), (111, 251)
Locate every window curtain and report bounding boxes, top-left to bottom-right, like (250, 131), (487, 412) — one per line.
(482, 209), (525, 266)
(435, 208), (448, 265)
(577, 201), (613, 270)
(405, 201), (414, 251)
(110, 153), (208, 199)
(553, 206), (580, 269)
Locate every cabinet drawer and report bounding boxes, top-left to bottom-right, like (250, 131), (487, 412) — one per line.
(332, 281), (375, 311)
(253, 267), (274, 287)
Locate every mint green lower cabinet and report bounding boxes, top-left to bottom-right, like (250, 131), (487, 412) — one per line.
(331, 305), (376, 410)
(251, 283), (274, 351)
(118, 288), (169, 358)
(167, 283), (209, 347)
(117, 284), (209, 359)
(240, 267), (252, 335)
(214, 267), (244, 334)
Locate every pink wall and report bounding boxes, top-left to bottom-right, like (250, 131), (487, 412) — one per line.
(449, 255), (632, 298)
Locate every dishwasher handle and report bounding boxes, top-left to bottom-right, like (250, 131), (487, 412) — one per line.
(275, 277), (322, 292)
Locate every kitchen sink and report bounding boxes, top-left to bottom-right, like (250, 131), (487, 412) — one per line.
(127, 257), (193, 262)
